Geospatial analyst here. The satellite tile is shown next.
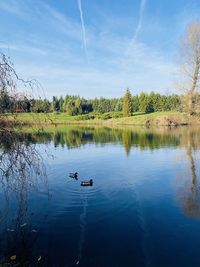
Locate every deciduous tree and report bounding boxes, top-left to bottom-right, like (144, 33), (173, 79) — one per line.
(179, 21), (200, 115)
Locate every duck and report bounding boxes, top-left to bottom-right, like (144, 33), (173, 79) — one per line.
(81, 179), (93, 186)
(69, 172), (78, 179)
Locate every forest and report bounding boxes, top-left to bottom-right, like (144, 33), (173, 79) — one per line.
(0, 89), (182, 117)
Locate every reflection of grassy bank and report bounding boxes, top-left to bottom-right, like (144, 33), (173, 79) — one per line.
(12, 124), (200, 151)
(4, 111), (200, 126)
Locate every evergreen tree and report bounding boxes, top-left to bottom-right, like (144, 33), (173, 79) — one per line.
(139, 92), (153, 113)
(123, 89), (132, 116)
(0, 89), (10, 113)
(52, 96), (60, 112)
(115, 99), (123, 111)
(132, 95), (139, 112)
(59, 96), (64, 112)
(75, 97), (82, 114)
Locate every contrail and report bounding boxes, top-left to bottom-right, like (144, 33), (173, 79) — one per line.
(133, 0), (146, 41)
(125, 0), (146, 56)
(77, 0), (87, 59)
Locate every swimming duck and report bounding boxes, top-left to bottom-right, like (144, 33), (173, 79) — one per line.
(69, 172), (78, 179)
(81, 179), (93, 186)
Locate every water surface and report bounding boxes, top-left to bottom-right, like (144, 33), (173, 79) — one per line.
(0, 126), (200, 266)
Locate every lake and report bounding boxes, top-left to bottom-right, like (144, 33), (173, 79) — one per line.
(0, 125), (200, 266)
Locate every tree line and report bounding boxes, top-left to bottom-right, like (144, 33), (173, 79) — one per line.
(0, 88), (182, 116)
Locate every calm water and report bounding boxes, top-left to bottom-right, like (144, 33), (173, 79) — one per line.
(1, 126), (200, 266)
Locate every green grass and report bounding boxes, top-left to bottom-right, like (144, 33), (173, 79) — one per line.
(3, 111), (199, 126)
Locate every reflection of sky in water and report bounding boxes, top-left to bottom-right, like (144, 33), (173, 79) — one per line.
(0, 127), (200, 266)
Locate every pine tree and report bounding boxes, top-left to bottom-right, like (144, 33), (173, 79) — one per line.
(139, 92), (152, 113)
(123, 89), (132, 117)
(75, 97), (82, 114)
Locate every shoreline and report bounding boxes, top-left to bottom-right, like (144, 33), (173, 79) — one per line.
(2, 112), (200, 127)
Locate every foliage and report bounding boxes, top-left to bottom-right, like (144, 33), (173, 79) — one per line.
(0, 89), (184, 117)
(132, 95), (139, 112)
(99, 113), (112, 120)
(0, 88), (11, 113)
(52, 96), (60, 112)
(66, 100), (78, 116)
(75, 97), (83, 114)
(115, 99), (123, 111)
(30, 99), (51, 113)
(123, 89), (132, 116)
(139, 92), (153, 113)
(75, 114), (95, 120)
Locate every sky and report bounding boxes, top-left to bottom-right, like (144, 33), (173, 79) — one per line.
(0, 0), (200, 99)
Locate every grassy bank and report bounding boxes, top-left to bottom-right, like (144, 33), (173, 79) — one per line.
(3, 111), (200, 126)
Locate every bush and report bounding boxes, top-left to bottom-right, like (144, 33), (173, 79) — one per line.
(96, 112), (123, 120)
(75, 114), (95, 121)
(98, 113), (112, 120)
(110, 112), (123, 118)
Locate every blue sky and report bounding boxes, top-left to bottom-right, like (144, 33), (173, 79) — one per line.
(0, 0), (200, 99)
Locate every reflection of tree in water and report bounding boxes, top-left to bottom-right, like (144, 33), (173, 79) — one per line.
(0, 51), (50, 265)
(28, 125), (182, 153)
(176, 129), (200, 218)
(0, 131), (48, 265)
(122, 130), (132, 156)
(50, 126), (200, 218)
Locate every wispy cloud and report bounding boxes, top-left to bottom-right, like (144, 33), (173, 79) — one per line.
(41, 3), (82, 42)
(133, 0), (147, 40)
(125, 0), (147, 56)
(77, 0), (88, 59)
(0, 0), (182, 98)
(15, 38), (176, 99)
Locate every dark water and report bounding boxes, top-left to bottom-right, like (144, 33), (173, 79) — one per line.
(1, 126), (200, 266)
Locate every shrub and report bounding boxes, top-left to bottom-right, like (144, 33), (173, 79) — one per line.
(75, 114), (95, 121)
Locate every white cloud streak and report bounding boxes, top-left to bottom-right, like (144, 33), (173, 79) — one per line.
(0, 0), (176, 98)
(125, 0), (147, 56)
(77, 0), (88, 59)
(133, 0), (146, 40)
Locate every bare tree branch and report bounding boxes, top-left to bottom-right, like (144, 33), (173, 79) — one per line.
(178, 21), (200, 115)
